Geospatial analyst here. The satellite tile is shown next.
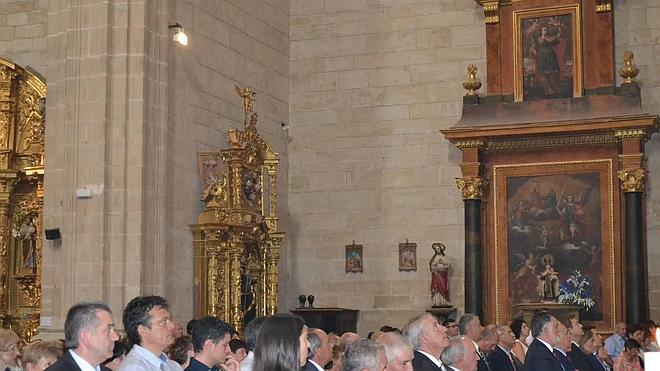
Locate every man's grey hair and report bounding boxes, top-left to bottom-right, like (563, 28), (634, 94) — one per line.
(64, 301), (112, 349)
(244, 316), (267, 351)
(343, 339), (384, 371)
(531, 311), (554, 338)
(440, 336), (469, 367)
(495, 324), (509, 337)
(402, 313), (436, 350)
(458, 313), (480, 335)
(307, 328), (324, 359)
(376, 332), (413, 364)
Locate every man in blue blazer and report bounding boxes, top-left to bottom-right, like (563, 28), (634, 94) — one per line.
(521, 312), (564, 371)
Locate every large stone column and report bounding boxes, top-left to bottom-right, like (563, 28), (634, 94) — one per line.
(42, 0), (169, 335)
(455, 139), (485, 318)
(618, 169), (648, 324)
(615, 128), (650, 325)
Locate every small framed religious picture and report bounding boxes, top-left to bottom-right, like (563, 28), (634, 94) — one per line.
(345, 241), (363, 273)
(398, 239), (417, 271)
(513, 4), (582, 102)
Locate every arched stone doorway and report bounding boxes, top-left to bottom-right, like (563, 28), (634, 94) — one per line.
(0, 57), (46, 341)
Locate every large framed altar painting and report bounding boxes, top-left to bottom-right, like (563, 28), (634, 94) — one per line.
(492, 159), (619, 330)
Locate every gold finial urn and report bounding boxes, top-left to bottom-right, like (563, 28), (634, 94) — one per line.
(463, 65), (482, 96)
(619, 51), (639, 85)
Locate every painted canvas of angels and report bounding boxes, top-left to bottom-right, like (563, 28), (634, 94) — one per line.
(506, 172), (604, 320)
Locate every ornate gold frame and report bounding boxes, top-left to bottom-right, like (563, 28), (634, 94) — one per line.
(191, 87), (283, 333)
(513, 5), (583, 102)
(492, 159), (616, 331)
(0, 57), (45, 341)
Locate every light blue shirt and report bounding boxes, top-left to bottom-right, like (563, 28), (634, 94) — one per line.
(604, 333), (625, 359)
(118, 344), (180, 371)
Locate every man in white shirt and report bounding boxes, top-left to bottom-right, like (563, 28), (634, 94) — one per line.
(239, 317), (267, 371)
(403, 313), (450, 371)
(441, 337), (477, 371)
(118, 295), (179, 371)
(304, 329), (333, 371)
(46, 302), (120, 371)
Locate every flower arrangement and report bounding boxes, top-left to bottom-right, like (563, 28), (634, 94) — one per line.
(558, 270), (596, 310)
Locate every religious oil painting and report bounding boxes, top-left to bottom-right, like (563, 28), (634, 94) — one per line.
(345, 242), (363, 273)
(493, 160), (617, 331)
(398, 240), (417, 272)
(513, 5), (582, 102)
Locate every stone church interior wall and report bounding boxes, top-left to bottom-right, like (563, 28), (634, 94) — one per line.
(287, 0), (485, 333)
(0, 0), (48, 76)
(166, 0), (290, 321)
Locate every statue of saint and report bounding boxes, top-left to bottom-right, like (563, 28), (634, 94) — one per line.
(430, 243), (451, 307)
(19, 217), (37, 269)
(538, 263), (560, 302)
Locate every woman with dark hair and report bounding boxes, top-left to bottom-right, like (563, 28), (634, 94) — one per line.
(253, 314), (308, 371)
(613, 339), (642, 371)
(510, 318), (529, 364)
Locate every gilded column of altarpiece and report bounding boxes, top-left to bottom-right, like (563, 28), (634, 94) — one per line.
(0, 58), (46, 341)
(191, 87), (283, 333)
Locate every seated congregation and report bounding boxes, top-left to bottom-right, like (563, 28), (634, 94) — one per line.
(0, 296), (656, 371)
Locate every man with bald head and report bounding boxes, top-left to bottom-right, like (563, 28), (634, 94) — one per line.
(340, 332), (361, 351)
(403, 313), (450, 371)
(376, 332), (414, 371)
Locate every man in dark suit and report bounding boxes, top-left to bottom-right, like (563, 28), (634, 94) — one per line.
(403, 313), (450, 371)
(554, 321), (575, 371)
(566, 315), (593, 371)
(458, 314), (491, 371)
(46, 302), (120, 371)
(487, 324), (519, 371)
(521, 312), (564, 371)
(303, 329), (332, 371)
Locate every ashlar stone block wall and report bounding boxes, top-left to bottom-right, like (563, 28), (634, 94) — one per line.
(287, 0), (485, 333)
(166, 0), (291, 321)
(0, 0), (48, 75)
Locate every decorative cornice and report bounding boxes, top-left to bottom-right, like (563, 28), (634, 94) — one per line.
(486, 133), (618, 152)
(618, 169), (645, 193)
(614, 128), (645, 140)
(455, 138), (485, 149)
(456, 176), (484, 200)
(595, 1), (612, 12)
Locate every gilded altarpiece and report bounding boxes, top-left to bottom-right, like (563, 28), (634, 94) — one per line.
(443, 1), (658, 328)
(191, 87), (283, 333)
(0, 58), (46, 341)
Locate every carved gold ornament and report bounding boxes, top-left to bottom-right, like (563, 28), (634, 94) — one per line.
(619, 51), (640, 85)
(463, 65), (482, 97)
(193, 87), (282, 333)
(456, 176), (484, 200)
(617, 169), (645, 193)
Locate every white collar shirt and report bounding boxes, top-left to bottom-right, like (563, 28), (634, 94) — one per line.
(69, 349), (100, 371)
(240, 351), (254, 371)
(118, 344), (179, 371)
(537, 338), (554, 353)
(308, 359), (324, 371)
(418, 350), (446, 370)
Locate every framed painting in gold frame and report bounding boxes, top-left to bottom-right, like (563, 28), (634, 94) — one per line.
(492, 159), (617, 331)
(345, 242), (363, 273)
(513, 5), (582, 102)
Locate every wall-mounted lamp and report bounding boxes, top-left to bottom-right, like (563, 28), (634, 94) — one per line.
(169, 23), (188, 46)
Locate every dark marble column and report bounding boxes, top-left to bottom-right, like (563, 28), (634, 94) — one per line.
(464, 199), (483, 318)
(624, 191), (648, 324)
